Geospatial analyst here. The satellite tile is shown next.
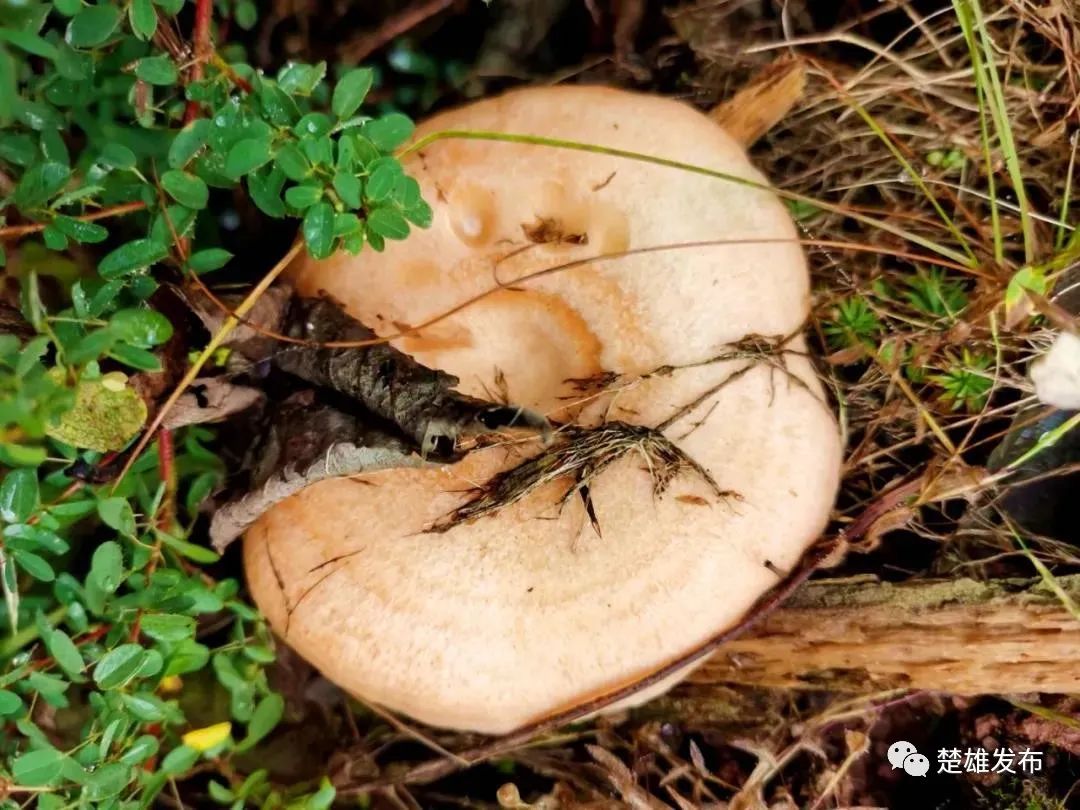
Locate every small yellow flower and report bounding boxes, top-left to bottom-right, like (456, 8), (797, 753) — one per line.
(159, 675), (183, 694)
(181, 722), (232, 752)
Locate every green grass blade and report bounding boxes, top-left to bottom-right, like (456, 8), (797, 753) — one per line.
(402, 129), (975, 268)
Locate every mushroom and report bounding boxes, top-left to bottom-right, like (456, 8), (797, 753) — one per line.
(242, 85), (843, 734)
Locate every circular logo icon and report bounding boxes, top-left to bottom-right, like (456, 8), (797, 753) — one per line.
(887, 740), (919, 770)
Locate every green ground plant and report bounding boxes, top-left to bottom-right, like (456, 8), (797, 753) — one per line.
(0, 0), (429, 806)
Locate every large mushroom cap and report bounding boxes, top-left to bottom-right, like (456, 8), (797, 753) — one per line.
(244, 85), (842, 734)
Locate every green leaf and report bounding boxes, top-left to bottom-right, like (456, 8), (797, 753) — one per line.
(247, 167), (286, 218)
(303, 202), (335, 259)
(164, 638), (210, 675)
(54, 43), (92, 80)
(307, 779), (336, 810)
(97, 498), (136, 535)
(140, 613), (195, 643)
(100, 718), (126, 757)
(52, 215), (108, 244)
(365, 161), (398, 202)
(12, 747), (65, 786)
(160, 169), (209, 209)
(66, 4), (122, 48)
(0, 689), (23, 715)
(50, 500), (97, 520)
(284, 183), (322, 210)
(90, 540), (124, 593)
(159, 533), (220, 564)
(129, 0), (157, 40)
(0, 29), (59, 60)
(120, 691), (166, 722)
(136, 648), (163, 679)
(13, 549), (55, 581)
(293, 112), (333, 139)
(40, 130), (70, 165)
(5, 524), (68, 555)
(93, 644), (145, 689)
(110, 308), (174, 348)
(235, 0), (257, 29)
(14, 98), (62, 131)
(257, 80), (301, 126)
(332, 67), (375, 119)
(66, 328), (116, 365)
(366, 207), (410, 241)
(242, 644), (276, 664)
(135, 55), (177, 85)
(149, 203), (196, 244)
(236, 693), (284, 752)
(119, 735), (159, 765)
(403, 199), (432, 228)
(277, 61), (326, 96)
(14, 161), (71, 210)
(274, 143), (309, 180)
(43, 224), (68, 251)
(301, 134), (333, 167)
(108, 342), (162, 372)
(99, 142), (137, 170)
(208, 781), (235, 803)
(26, 672), (69, 702)
(404, 199), (433, 228)
(169, 119), (210, 169)
(364, 113), (415, 152)
(46, 628), (85, 676)
(225, 137), (273, 179)
(333, 171), (362, 208)
(160, 744), (199, 775)
(188, 248), (233, 273)
(98, 238), (169, 278)
(1, 469), (39, 523)
(83, 762), (132, 800)
(0, 133), (37, 167)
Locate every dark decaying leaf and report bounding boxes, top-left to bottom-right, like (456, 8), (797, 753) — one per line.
(179, 281), (293, 368)
(199, 287), (550, 547)
(209, 391), (428, 550)
(161, 378), (264, 430)
(272, 294), (549, 458)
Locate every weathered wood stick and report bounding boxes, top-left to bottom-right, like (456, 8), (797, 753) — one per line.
(696, 574), (1080, 694)
(711, 57), (807, 149)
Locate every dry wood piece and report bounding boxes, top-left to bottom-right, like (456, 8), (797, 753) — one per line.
(697, 575), (1080, 694)
(711, 58), (807, 148)
(244, 85), (842, 734)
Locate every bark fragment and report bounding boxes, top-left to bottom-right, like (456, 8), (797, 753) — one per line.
(272, 294), (549, 460)
(697, 574), (1080, 694)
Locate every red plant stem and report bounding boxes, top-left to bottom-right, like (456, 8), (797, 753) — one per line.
(156, 428), (177, 531)
(184, 0), (214, 123)
(0, 201), (146, 242)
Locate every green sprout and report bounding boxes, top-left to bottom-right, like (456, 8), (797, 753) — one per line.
(932, 349), (993, 412)
(823, 296), (882, 349)
(904, 266), (969, 321)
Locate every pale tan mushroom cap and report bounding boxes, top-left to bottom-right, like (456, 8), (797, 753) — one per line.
(244, 86), (842, 734)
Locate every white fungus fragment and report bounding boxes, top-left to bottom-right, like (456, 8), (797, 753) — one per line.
(1031, 332), (1080, 410)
